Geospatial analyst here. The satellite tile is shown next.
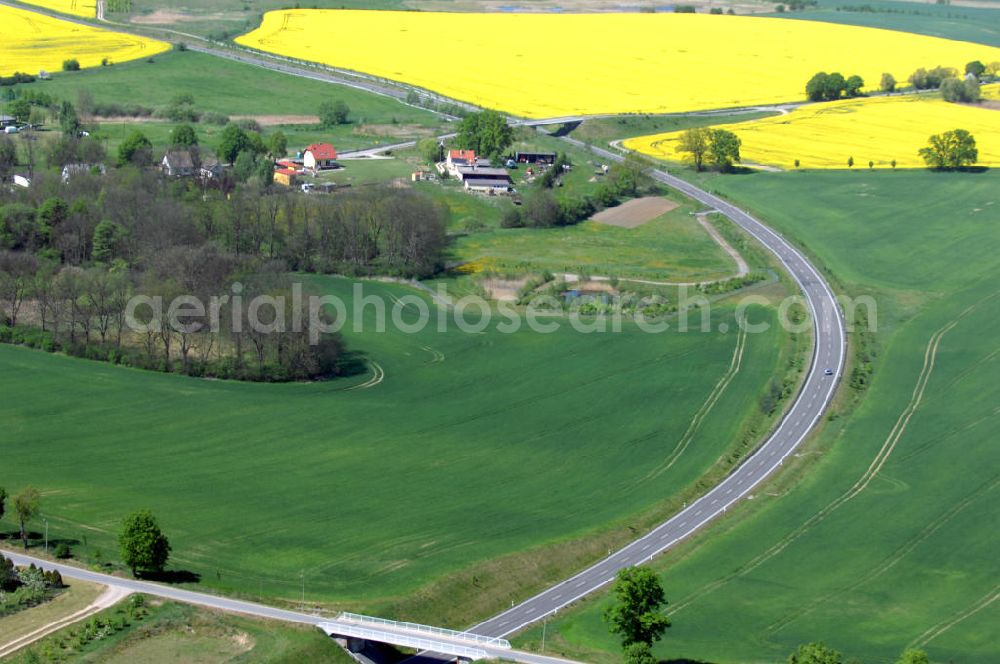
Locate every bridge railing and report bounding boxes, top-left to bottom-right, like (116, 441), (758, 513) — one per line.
(338, 612), (511, 649)
(319, 622), (489, 659)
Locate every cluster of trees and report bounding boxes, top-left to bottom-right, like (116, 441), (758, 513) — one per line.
(504, 154), (655, 228)
(919, 128), (978, 170)
(1, 142), (450, 379)
(908, 65), (959, 90)
(676, 127), (742, 172)
(318, 99), (351, 127)
(940, 76), (982, 103)
(908, 61), (994, 103)
(0, 556), (65, 617)
(806, 72), (865, 101)
(455, 110), (514, 162)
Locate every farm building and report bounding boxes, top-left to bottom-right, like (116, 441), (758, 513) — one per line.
(514, 151), (557, 165)
(455, 166), (512, 183)
(61, 163), (106, 183)
(303, 143), (338, 170)
(161, 150), (196, 177)
(274, 168), (298, 186)
(0, 115), (15, 128)
(464, 178), (513, 195)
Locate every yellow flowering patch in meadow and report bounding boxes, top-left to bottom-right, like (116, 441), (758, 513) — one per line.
(625, 87), (1000, 169)
(236, 10), (1000, 118)
(0, 5), (167, 76)
(17, 0), (96, 18)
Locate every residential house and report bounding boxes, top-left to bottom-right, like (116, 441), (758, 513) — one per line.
(161, 149), (196, 177)
(303, 143), (338, 171)
(445, 149), (493, 176)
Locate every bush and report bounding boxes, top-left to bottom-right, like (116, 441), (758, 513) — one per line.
(501, 207), (524, 228)
(54, 542), (72, 559)
(202, 111), (230, 125)
(62, 59), (81, 72)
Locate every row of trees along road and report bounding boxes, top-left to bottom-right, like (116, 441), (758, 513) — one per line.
(1, 486), (170, 577)
(602, 565), (940, 664)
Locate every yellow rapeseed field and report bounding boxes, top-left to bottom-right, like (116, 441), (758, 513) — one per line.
(236, 10), (1000, 118)
(0, 5), (167, 76)
(625, 86), (1000, 169)
(17, 0), (96, 18)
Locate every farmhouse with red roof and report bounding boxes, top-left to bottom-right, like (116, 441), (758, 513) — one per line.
(303, 143), (338, 170)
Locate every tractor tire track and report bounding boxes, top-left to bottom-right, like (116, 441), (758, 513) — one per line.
(668, 304), (978, 616)
(644, 325), (748, 481)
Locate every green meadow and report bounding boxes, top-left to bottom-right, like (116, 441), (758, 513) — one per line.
(10, 50), (446, 154)
(0, 275), (788, 626)
(520, 170), (1000, 663)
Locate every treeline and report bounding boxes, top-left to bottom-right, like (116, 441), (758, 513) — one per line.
(0, 248), (343, 381)
(805, 60), (998, 102)
(0, 159), (448, 379)
(2, 86), (233, 126)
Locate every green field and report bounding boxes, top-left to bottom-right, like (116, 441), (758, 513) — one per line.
(8, 50), (446, 154)
(568, 111), (778, 147)
(452, 198), (737, 281)
(520, 170), (1000, 664)
(774, 1), (1000, 48)
(0, 275), (790, 625)
(5, 595), (350, 664)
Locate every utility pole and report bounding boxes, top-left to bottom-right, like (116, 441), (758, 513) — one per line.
(44, 519), (48, 553)
(541, 618), (547, 652)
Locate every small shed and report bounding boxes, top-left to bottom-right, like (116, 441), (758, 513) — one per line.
(515, 151), (557, 165)
(61, 163), (106, 183)
(274, 168), (298, 186)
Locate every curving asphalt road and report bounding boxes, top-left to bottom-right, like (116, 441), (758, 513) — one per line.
(468, 138), (847, 640)
(1, 2), (846, 651)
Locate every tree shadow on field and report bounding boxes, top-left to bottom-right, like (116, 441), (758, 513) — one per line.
(335, 350), (369, 378)
(662, 658), (715, 664)
(724, 165), (761, 176)
(140, 569), (202, 584)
